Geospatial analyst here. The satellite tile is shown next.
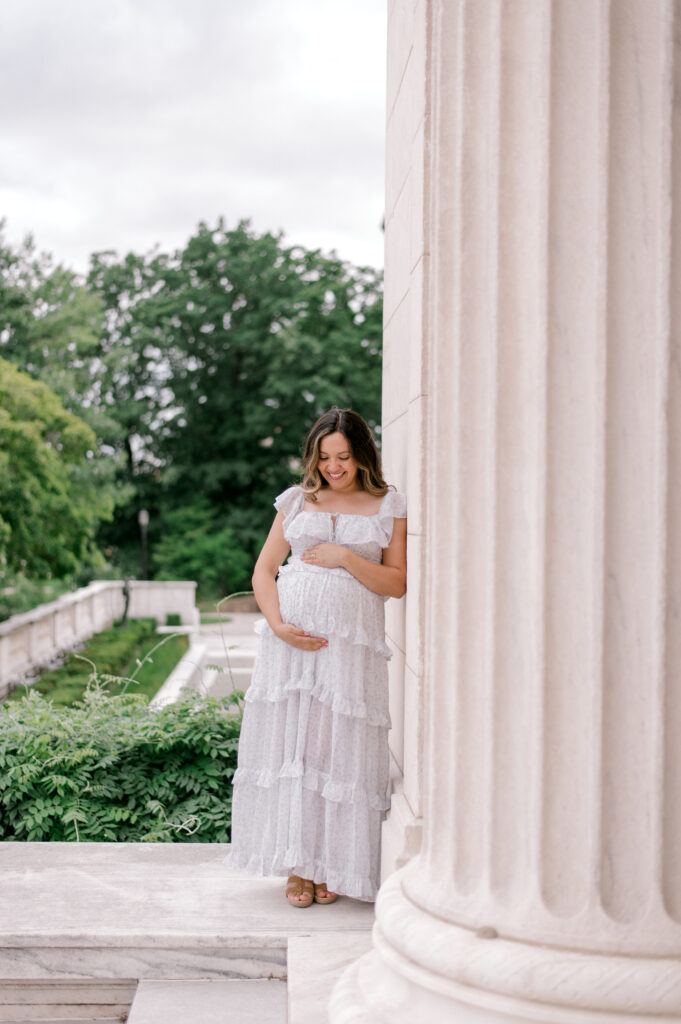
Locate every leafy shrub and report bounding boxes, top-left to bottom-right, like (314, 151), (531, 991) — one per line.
(166, 613), (182, 626)
(0, 684), (243, 842)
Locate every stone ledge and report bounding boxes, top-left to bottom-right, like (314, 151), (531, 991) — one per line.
(0, 842), (375, 1022)
(0, 843), (374, 948)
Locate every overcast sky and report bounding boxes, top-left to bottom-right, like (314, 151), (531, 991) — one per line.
(0, 0), (387, 276)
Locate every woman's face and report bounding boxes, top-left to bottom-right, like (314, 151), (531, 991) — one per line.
(317, 431), (360, 491)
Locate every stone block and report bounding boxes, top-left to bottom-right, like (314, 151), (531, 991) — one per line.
(407, 256), (428, 402)
(402, 662), (423, 818)
(382, 314), (411, 427)
(405, 532), (424, 679)
(387, 640), (405, 774)
(127, 979), (286, 1024)
(386, 0), (416, 126)
(409, 117), (427, 273)
(0, 979), (134, 1023)
(406, 393), (427, 534)
(288, 933), (373, 1024)
(381, 409), (408, 491)
(386, 13), (426, 212)
(0, 844), (374, 958)
(384, 178), (414, 325)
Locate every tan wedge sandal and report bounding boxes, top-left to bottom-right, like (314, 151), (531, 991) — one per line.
(313, 882), (338, 904)
(285, 875), (314, 908)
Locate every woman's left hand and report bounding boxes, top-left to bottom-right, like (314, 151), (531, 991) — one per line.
(301, 543), (348, 569)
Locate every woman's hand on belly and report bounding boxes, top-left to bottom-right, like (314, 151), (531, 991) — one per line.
(273, 622), (329, 651)
(301, 543), (348, 569)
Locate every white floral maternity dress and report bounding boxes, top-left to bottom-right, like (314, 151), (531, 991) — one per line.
(223, 484), (407, 901)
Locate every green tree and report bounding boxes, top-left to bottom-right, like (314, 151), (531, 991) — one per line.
(88, 219), (383, 584)
(0, 358), (113, 576)
(0, 226), (132, 567)
(1, 219), (383, 594)
(152, 499), (252, 594)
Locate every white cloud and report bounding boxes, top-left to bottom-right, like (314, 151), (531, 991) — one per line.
(0, 0), (386, 273)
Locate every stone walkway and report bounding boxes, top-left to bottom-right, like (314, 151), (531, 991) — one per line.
(198, 612), (260, 689)
(151, 613), (260, 706)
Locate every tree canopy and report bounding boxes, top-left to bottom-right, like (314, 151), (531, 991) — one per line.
(1, 218), (383, 597)
(0, 357), (113, 577)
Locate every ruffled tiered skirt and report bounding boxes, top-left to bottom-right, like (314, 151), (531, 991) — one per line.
(223, 561), (391, 901)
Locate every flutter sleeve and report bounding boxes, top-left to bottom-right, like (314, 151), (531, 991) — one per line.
(377, 489), (408, 545)
(273, 485), (304, 526)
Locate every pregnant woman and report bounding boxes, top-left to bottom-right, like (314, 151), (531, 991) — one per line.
(223, 408), (407, 905)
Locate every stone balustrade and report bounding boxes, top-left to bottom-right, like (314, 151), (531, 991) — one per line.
(0, 580), (199, 699)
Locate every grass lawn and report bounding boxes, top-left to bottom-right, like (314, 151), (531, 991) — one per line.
(5, 620), (189, 707)
(104, 632), (190, 700)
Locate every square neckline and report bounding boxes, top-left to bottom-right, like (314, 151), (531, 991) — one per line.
(301, 490), (390, 519)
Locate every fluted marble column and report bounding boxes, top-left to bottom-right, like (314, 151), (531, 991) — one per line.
(331, 0), (681, 1021)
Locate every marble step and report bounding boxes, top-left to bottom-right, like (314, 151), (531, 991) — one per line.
(287, 931), (373, 1024)
(207, 667), (253, 697)
(126, 978), (286, 1024)
(0, 978), (134, 1022)
(0, 846), (374, 982)
(0, 1016), (123, 1024)
(203, 643), (257, 696)
(0, 845), (374, 1022)
(150, 644), (255, 706)
(204, 648), (256, 668)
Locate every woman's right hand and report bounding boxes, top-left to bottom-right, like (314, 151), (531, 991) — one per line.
(273, 623), (328, 651)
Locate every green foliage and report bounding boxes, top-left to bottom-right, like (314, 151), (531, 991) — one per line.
(88, 219), (383, 581)
(109, 632), (189, 700)
(0, 357), (114, 578)
(0, 227), (132, 533)
(152, 499), (253, 594)
(0, 218), (384, 595)
(0, 574), (74, 623)
(6, 619), (158, 706)
(0, 685), (242, 842)
(0, 565), (127, 624)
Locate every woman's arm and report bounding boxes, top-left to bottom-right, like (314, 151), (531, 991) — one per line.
(251, 511), (289, 630)
(300, 517), (407, 599)
(252, 512), (328, 651)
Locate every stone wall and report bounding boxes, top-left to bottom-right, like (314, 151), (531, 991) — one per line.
(0, 580), (199, 697)
(380, 0), (429, 878)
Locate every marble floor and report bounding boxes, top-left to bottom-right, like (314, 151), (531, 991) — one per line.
(0, 842), (374, 1022)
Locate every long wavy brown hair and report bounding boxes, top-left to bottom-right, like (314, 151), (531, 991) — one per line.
(300, 409), (390, 502)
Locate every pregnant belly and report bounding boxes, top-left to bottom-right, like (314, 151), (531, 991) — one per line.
(276, 562), (389, 657)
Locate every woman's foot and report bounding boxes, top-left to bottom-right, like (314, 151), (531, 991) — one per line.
(313, 881), (338, 904)
(285, 875), (314, 908)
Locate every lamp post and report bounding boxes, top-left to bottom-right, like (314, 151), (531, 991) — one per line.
(137, 509), (149, 581)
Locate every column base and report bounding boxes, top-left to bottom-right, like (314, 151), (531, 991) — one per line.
(329, 870), (681, 1024)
